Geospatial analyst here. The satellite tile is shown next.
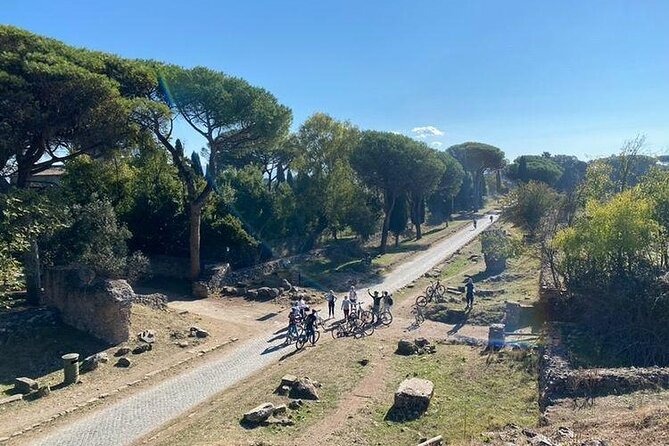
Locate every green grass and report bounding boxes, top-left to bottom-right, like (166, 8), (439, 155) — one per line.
(425, 223), (541, 327)
(351, 345), (539, 445)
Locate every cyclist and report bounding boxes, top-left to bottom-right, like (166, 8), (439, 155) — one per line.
(489, 215), (494, 223)
(325, 290), (337, 319)
(304, 309), (318, 343)
(382, 291), (393, 313)
(341, 295), (352, 320)
(287, 311), (298, 341)
(465, 277), (475, 309)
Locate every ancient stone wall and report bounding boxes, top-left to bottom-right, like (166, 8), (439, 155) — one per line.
(538, 324), (669, 411)
(221, 251), (322, 287)
(147, 255), (191, 280)
(42, 267), (132, 344)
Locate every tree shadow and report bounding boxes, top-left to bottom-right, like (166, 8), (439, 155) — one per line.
(0, 307), (109, 393)
(447, 307), (472, 335)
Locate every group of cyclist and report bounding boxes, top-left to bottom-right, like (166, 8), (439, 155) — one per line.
(332, 286), (393, 320)
(287, 285), (394, 346)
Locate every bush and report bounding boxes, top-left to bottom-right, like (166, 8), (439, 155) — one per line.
(480, 229), (518, 273)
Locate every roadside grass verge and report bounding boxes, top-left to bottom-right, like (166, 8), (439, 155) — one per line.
(347, 344), (539, 445)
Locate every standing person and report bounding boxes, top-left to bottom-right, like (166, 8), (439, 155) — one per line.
(490, 215), (494, 223)
(465, 277), (475, 309)
(368, 290), (383, 318)
(349, 285), (359, 316)
(287, 311), (298, 342)
(472, 218), (477, 230)
(382, 291), (393, 313)
(298, 297), (308, 318)
(341, 295), (352, 320)
(325, 290), (337, 319)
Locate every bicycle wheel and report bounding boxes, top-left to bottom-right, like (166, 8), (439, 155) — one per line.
(295, 327), (306, 350)
(360, 310), (374, 325)
(360, 321), (375, 337)
(425, 285), (434, 297)
(311, 330), (320, 345)
(435, 284), (446, 297)
(331, 324), (342, 339)
(415, 295), (428, 307)
(380, 311), (393, 326)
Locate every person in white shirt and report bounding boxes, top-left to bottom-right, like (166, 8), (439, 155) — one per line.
(341, 295), (352, 320)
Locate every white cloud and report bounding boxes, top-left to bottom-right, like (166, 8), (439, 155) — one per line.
(411, 126), (445, 139)
(430, 141), (443, 148)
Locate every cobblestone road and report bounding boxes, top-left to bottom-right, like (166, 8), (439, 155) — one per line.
(32, 215), (497, 446)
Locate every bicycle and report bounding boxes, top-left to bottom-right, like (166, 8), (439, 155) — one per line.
(296, 326), (320, 350)
(370, 307), (393, 327)
(416, 280), (446, 307)
(425, 279), (446, 299)
(411, 305), (425, 325)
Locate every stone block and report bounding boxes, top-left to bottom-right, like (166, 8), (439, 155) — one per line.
(242, 402), (274, 424)
(393, 378), (434, 414)
(14, 377), (38, 395)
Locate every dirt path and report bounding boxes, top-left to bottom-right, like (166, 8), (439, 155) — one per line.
(25, 215), (497, 446)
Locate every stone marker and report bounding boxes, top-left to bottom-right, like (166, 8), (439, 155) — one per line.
(14, 377), (38, 394)
(62, 353), (80, 385)
(394, 378), (434, 414)
(242, 402), (274, 424)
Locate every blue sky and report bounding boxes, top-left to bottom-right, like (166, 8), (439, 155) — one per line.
(3, 0), (669, 160)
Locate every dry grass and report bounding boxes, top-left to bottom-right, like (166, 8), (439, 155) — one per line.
(145, 335), (377, 446)
(538, 390), (669, 445)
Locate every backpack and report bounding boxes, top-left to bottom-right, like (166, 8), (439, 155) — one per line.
(388, 297), (394, 306)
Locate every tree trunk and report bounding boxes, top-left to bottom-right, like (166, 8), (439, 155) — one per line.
(395, 234), (399, 247)
(380, 194), (396, 254)
(414, 222), (422, 239)
(495, 170), (502, 193)
(189, 203), (203, 280)
(24, 240), (42, 305)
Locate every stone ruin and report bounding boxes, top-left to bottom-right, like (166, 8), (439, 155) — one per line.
(42, 266), (167, 344)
